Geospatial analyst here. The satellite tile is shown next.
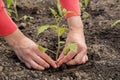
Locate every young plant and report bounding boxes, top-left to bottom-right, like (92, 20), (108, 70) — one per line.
(6, 0), (34, 22)
(37, 0), (77, 60)
(19, 15), (34, 22)
(111, 20), (120, 27)
(80, 0), (90, 19)
(6, 0), (19, 21)
(84, 0), (89, 8)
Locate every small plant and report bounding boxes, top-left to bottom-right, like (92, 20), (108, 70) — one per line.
(80, 0), (90, 19)
(84, 0), (89, 8)
(6, 0), (19, 21)
(6, 0), (34, 22)
(111, 20), (120, 27)
(37, 0), (77, 60)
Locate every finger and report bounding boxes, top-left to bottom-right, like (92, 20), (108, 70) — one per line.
(30, 51), (50, 68)
(56, 52), (64, 68)
(25, 62), (31, 69)
(17, 55), (24, 62)
(74, 49), (87, 64)
(19, 55), (44, 70)
(20, 49), (49, 68)
(14, 50), (24, 62)
(57, 52), (64, 62)
(66, 55), (86, 65)
(22, 49), (50, 68)
(82, 55), (88, 63)
(85, 55), (88, 62)
(86, 55), (88, 61)
(17, 54), (32, 68)
(66, 59), (76, 65)
(66, 50), (87, 65)
(26, 50), (50, 68)
(28, 59), (45, 70)
(57, 46), (68, 62)
(33, 47), (57, 68)
(57, 50), (77, 67)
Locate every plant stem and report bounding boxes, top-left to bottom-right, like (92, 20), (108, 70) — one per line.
(14, 0), (19, 21)
(47, 49), (56, 55)
(56, 28), (61, 60)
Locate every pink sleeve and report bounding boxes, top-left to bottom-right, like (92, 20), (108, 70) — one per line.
(0, 0), (17, 36)
(60, 0), (81, 18)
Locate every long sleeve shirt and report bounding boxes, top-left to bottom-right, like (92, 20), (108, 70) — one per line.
(0, 0), (80, 36)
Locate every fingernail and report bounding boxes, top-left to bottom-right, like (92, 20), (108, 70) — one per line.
(54, 65), (57, 68)
(57, 63), (61, 68)
(41, 67), (45, 70)
(47, 65), (50, 68)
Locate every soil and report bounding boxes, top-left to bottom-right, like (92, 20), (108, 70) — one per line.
(0, 0), (120, 80)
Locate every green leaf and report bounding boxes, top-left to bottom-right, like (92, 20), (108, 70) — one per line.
(50, 8), (57, 16)
(50, 24), (58, 29)
(37, 25), (49, 34)
(64, 48), (70, 55)
(111, 20), (120, 27)
(79, 2), (83, 8)
(7, 0), (12, 8)
(7, 9), (15, 13)
(49, 24), (59, 33)
(7, 9), (14, 16)
(38, 45), (47, 52)
(63, 42), (77, 55)
(82, 12), (90, 19)
(58, 27), (67, 36)
(67, 42), (77, 53)
(59, 41), (65, 44)
(84, 0), (89, 8)
(57, 0), (63, 16)
(22, 15), (34, 21)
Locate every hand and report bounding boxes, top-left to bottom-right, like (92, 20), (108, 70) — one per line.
(57, 16), (88, 67)
(4, 29), (57, 70)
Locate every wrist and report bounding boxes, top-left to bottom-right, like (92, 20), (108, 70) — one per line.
(4, 29), (26, 47)
(67, 16), (84, 32)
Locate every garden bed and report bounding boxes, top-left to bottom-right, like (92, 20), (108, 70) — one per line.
(0, 0), (120, 80)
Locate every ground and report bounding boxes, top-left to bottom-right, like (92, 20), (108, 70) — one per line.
(0, 0), (120, 80)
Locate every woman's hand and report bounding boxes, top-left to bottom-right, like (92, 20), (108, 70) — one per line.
(57, 16), (88, 67)
(4, 29), (57, 70)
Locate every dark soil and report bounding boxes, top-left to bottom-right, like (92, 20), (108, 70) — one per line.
(0, 0), (120, 80)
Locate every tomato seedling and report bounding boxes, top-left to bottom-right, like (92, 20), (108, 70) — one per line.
(37, 0), (77, 60)
(80, 0), (90, 19)
(6, 0), (34, 22)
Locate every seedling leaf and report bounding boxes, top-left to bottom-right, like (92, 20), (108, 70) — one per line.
(7, 9), (15, 16)
(84, 0), (89, 8)
(50, 8), (57, 17)
(50, 24), (58, 29)
(7, 0), (12, 8)
(57, 0), (63, 16)
(79, 2), (83, 8)
(82, 12), (90, 19)
(58, 27), (67, 36)
(38, 25), (49, 34)
(59, 41), (65, 44)
(22, 15), (34, 21)
(64, 43), (77, 55)
(64, 48), (70, 55)
(111, 20), (120, 27)
(68, 43), (77, 53)
(38, 45), (47, 52)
